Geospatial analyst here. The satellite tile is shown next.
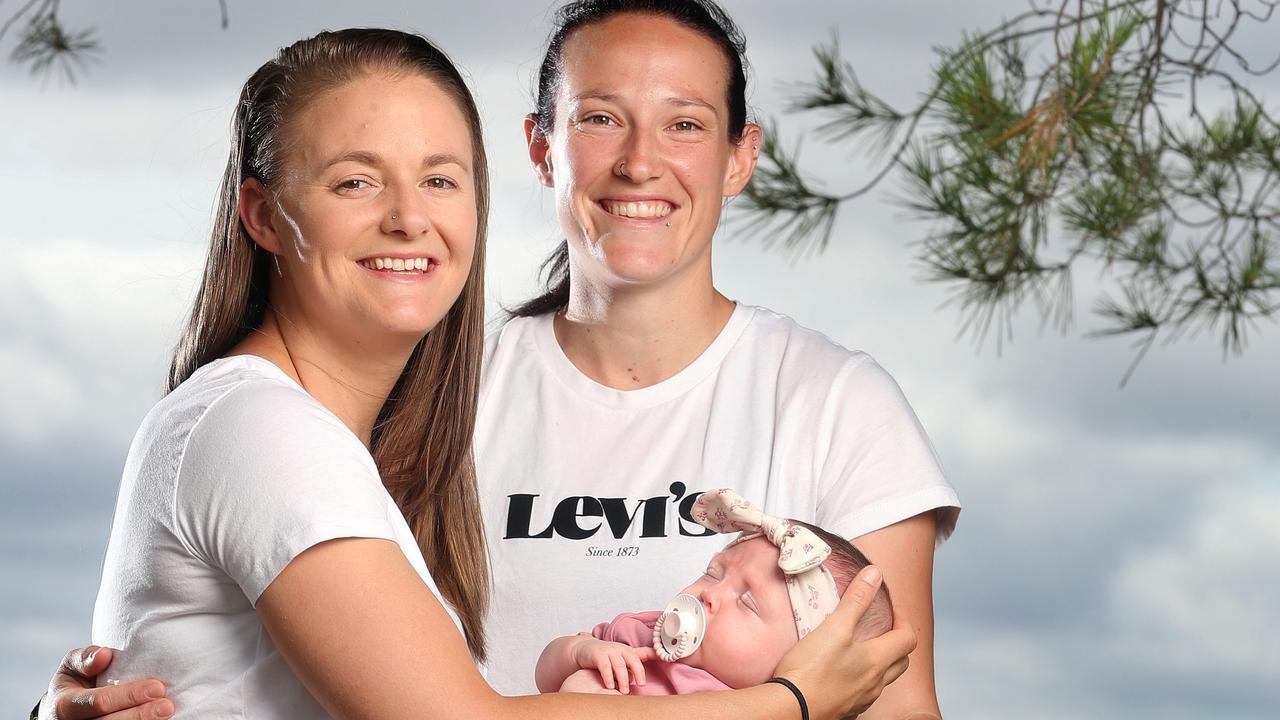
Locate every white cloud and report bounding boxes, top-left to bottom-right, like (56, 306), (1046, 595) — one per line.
(1109, 481), (1280, 678)
(0, 234), (201, 447)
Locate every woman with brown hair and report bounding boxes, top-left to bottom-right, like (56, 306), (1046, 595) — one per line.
(37, 24), (911, 720)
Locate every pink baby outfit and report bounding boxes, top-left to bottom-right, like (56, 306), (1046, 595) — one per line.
(588, 611), (732, 695)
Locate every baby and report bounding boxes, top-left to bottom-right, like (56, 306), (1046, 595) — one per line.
(535, 489), (894, 695)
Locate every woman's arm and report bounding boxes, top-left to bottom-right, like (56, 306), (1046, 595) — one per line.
(257, 537), (915, 720)
(852, 511), (942, 720)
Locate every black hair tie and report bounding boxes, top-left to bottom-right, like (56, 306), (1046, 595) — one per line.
(765, 676), (809, 720)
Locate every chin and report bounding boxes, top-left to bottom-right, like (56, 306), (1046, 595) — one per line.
(596, 250), (684, 286)
(375, 310), (450, 341)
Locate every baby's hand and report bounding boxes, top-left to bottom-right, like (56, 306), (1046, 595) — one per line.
(569, 637), (657, 694)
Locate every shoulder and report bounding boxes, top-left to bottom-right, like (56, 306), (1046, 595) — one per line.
(484, 313), (546, 363)
(174, 357), (378, 503)
(732, 304), (889, 391)
(480, 312), (553, 406)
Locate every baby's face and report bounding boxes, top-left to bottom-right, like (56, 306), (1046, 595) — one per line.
(676, 535), (797, 688)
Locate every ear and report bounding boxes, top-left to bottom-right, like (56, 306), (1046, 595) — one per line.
(524, 113), (555, 188)
(722, 123), (763, 197)
(238, 178), (285, 255)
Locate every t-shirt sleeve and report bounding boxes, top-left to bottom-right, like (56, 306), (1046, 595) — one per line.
(590, 611), (661, 647)
(814, 356), (960, 544)
(173, 381), (400, 604)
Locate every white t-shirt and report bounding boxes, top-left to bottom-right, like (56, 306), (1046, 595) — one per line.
(91, 355), (463, 718)
(475, 303), (960, 694)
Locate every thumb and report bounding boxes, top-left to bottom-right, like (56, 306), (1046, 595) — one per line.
(832, 565), (883, 625)
(78, 646), (114, 677)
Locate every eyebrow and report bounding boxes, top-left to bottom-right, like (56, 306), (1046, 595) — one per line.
(571, 91), (720, 116)
(323, 150), (470, 173)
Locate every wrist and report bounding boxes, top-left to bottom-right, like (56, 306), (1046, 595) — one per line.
(766, 677), (810, 720)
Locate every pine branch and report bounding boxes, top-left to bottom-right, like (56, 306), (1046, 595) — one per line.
(749, 0), (1280, 380)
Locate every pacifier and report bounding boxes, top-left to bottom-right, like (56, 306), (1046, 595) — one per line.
(652, 592), (706, 662)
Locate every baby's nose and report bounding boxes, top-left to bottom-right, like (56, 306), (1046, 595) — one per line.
(698, 586), (721, 613)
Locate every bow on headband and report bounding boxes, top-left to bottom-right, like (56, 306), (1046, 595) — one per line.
(691, 489), (840, 639)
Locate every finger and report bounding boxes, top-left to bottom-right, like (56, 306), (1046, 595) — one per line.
(882, 654), (911, 687)
(59, 680), (169, 719)
(632, 645), (658, 663)
(57, 646), (104, 684)
(99, 699), (175, 720)
(83, 647), (114, 677)
(625, 651), (647, 687)
(612, 656), (630, 694)
(595, 659), (615, 689)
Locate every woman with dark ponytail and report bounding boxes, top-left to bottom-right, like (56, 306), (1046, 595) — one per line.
(478, 2), (959, 718)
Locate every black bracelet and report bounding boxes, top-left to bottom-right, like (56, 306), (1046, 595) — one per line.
(765, 676), (809, 720)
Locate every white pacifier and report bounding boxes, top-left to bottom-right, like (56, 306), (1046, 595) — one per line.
(652, 592), (707, 662)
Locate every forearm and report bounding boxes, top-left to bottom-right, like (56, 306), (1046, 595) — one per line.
(852, 512), (943, 720)
(500, 683), (800, 720)
(534, 635), (590, 693)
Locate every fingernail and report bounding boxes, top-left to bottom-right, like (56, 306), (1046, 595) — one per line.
(154, 699), (175, 718)
(85, 649), (99, 666)
(145, 683), (165, 699)
(862, 565), (882, 586)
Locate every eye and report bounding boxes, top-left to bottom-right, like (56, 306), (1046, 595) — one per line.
(425, 176), (459, 190)
(575, 112), (619, 129)
(670, 120), (702, 132)
(335, 178), (372, 193)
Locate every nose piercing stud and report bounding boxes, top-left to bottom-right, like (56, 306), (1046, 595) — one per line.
(391, 212), (398, 221)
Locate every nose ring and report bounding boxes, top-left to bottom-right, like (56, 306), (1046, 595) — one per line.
(615, 160), (626, 176)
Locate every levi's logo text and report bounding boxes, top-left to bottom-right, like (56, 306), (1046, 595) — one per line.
(503, 481), (716, 540)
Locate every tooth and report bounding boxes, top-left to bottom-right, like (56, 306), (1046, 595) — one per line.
(392, 258), (405, 271)
(413, 258), (423, 270)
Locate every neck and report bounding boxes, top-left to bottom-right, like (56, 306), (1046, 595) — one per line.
(228, 308), (415, 447)
(555, 261), (734, 389)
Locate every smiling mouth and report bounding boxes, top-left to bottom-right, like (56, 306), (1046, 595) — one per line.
(359, 257), (436, 273)
(601, 200), (674, 219)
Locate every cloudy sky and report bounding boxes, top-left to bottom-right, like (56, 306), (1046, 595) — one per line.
(2, 1), (1277, 717)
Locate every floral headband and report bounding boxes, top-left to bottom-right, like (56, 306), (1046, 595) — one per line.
(691, 489), (840, 639)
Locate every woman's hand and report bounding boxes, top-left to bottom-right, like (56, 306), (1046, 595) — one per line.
(37, 646), (173, 719)
(772, 566), (917, 720)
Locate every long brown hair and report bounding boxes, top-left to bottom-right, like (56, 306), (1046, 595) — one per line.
(168, 28), (491, 660)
